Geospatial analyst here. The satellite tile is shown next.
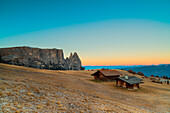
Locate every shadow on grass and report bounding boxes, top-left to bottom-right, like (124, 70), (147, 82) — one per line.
(88, 79), (105, 83)
(113, 85), (147, 92)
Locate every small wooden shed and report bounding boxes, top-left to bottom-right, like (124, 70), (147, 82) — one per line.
(91, 70), (122, 81)
(116, 76), (143, 90)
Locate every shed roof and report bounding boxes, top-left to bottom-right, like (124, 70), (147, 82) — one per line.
(92, 70), (122, 77)
(117, 76), (143, 85)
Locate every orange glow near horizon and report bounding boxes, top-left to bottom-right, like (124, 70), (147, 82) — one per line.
(80, 46), (170, 66)
(82, 57), (170, 66)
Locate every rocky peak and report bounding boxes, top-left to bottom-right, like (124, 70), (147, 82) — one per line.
(68, 52), (81, 70)
(69, 53), (73, 59)
(73, 52), (78, 57)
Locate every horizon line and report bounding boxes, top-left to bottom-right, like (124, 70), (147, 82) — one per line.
(82, 63), (170, 66)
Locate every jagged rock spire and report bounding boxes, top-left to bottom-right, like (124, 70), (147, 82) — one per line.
(73, 52), (78, 57)
(69, 53), (72, 59)
(67, 52), (82, 70)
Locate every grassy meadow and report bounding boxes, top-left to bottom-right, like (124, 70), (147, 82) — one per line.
(0, 63), (170, 113)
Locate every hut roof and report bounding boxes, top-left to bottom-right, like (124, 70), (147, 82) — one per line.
(117, 76), (143, 85)
(92, 70), (122, 77)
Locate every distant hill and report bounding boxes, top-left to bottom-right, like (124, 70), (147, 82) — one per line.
(125, 64), (170, 77)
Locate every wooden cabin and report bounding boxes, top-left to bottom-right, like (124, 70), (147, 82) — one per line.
(91, 70), (122, 81)
(116, 76), (143, 90)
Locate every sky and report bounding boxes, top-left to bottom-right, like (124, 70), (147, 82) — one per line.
(0, 0), (170, 66)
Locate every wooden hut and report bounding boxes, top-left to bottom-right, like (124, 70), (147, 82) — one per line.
(116, 75), (143, 90)
(91, 70), (122, 81)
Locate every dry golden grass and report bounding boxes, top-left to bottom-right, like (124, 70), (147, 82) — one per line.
(0, 63), (170, 112)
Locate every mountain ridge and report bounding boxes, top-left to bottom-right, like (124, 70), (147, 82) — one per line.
(0, 46), (82, 70)
(124, 64), (170, 77)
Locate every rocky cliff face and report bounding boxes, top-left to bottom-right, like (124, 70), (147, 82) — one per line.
(0, 47), (82, 70)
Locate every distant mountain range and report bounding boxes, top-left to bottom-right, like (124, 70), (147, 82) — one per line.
(84, 64), (170, 77)
(84, 65), (143, 70)
(124, 64), (170, 77)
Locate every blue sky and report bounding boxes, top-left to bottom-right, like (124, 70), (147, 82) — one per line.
(0, 0), (170, 65)
(1, 0), (170, 38)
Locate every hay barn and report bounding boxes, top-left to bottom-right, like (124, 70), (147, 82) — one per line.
(91, 70), (122, 81)
(116, 76), (143, 90)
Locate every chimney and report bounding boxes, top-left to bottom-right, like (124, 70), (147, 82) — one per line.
(125, 75), (129, 80)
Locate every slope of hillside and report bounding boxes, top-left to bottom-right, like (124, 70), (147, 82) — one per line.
(0, 63), (170, 112)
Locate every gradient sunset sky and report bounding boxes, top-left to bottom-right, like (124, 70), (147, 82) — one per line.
(0, 0), (170, 66)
